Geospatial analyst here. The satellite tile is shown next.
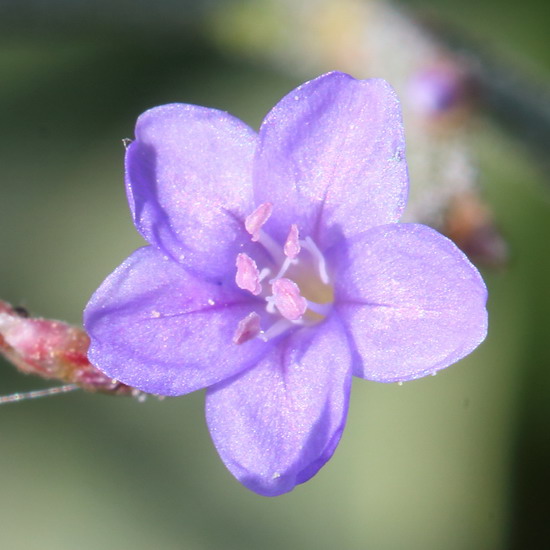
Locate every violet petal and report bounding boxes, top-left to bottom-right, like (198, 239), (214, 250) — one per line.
(125, 104), (258, 280)
(333, 223), (488, 382)
(84, 247), (271, 395)
(253, 72), (408, 249)
(205, 315), (352, 496)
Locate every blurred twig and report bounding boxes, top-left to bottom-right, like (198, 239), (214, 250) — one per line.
(413, 8), (550, 174)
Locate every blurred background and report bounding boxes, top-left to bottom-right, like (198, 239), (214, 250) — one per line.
(1, 0), (549, 548)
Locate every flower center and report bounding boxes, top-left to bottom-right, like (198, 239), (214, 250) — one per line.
(232, 203), (333, 344)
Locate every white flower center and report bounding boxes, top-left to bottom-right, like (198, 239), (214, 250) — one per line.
(232, 203), (333, 344)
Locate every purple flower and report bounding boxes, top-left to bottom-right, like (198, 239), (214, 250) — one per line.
(84, 72), (487, 496)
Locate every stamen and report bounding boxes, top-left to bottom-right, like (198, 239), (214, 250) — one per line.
(256, 230), (284, 263)
(236, 208), (334, 341)
(306, 300), (333, 317)
(245, 202), (273, 241)
(301, 236), (330, 284)
(235, 253), (262, 295)
(271, 256), (296, 281)
(258, 318), (301, 342)
(284, 224), (301, 259)
(265, 296), (277, 315)
(233, 312), (261, 344)
(258, 267), (271, 282)
(271, 278), (308, 321)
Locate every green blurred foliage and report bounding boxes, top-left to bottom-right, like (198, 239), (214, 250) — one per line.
(0, 1), (549, 549)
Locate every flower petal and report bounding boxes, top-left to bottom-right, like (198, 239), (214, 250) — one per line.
(126, 104), (258, 280)
(334, 224), (488, 382)
(205, 315), (352, 496)
(84, 247), (272, 396)
(254, 72), (408, 248)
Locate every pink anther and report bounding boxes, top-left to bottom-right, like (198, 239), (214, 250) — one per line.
(271, 278), (308, 321)
(235, 253), (262, 295)
(245, 202), (273, 241)
(283, 224), (301, 259)
(232, 312), (261, 344)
